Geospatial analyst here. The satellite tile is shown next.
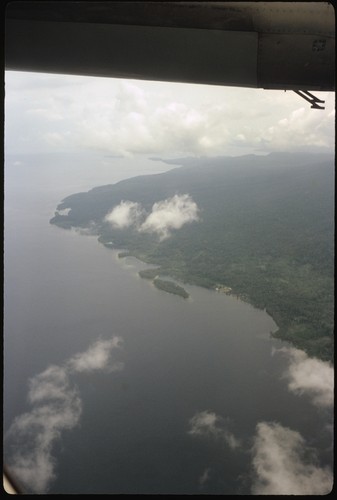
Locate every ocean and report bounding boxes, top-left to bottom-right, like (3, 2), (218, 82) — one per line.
(3, 153), (333, 494)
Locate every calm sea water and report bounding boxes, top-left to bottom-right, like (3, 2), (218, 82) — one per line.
(3, 153), (333, 494)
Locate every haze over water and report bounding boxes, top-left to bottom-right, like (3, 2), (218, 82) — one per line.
(4, 153), (333, 494)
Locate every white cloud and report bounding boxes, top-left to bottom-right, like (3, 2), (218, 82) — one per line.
(26, 106), (64, 121)
(5, 368), (82, 493)
(189, 411), (332, 494)
(140, 194), (200, 240)
(5, 71), (335, 157)
(67, 337), (124, 373)
(188, 410), (240, 450)
(115, 81), (148, 114)
(43, 131), (65, 146)
(105, 194), (200, 240)
(260, 103), (335, 151)
(198, 467), (211, 486)
(189, 410), (218, 434)
(274, 347), (334, 408)
(28, 364), (75, 404)
(5, 336), (123, 493)
(251, 421), (333, 495)
(57, 207), (71, 216)
(105, 201), (143, 229)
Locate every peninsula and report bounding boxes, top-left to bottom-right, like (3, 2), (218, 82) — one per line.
(50, 152), (334, 362)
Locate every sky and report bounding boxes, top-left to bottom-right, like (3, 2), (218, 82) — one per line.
(4, 70), (335, 158)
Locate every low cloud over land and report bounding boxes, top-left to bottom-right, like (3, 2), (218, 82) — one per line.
(105, 194), (200, 240)
(104, 201), (143, 229)
(5, 337), (123, 494)
(140, 194), (200, 240)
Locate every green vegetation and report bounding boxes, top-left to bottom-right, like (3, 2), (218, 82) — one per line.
(118, 251), (131, 258)
(50, 152), (334, 362)
(153, 278), (189, 298)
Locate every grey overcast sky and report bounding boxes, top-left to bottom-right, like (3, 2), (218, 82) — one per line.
(5, 70), (335, 157)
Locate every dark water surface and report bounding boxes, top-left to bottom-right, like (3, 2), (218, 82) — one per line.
(4, 154), (333, 494)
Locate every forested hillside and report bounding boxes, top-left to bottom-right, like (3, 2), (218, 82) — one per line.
(50, 153), (334, 361)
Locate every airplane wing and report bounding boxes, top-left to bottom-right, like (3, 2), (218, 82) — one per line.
(5, 1), (335, 93)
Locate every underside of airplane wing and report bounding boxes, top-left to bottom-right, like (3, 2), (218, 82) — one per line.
(5, 1), (335, 92)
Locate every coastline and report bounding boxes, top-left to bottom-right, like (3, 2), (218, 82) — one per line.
(105, 243), (333, 363)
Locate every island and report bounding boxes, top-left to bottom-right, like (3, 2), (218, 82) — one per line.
(50, 152), (334, 362)
(153, 278), (189, 298)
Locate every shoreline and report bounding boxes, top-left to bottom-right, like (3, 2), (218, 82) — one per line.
(106, 244), (333, 363)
